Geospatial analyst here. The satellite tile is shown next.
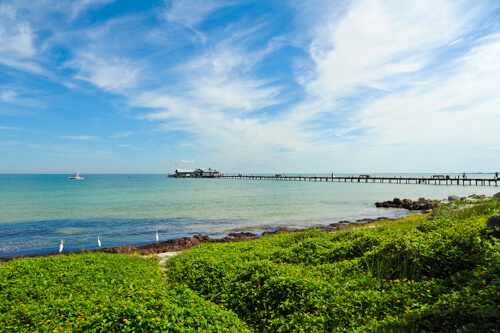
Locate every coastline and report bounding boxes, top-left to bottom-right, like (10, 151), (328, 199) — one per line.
(0, 214), (401, 262)
(1, 193), (493, 262)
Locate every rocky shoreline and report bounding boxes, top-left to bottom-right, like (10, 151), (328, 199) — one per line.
(375, 194), (494, 212)
(375, 197), (438, 211)
(96, 216), (399, 255)
(0, 216), (398, 262)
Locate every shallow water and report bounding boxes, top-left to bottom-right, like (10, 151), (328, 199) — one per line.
(0, 173), (497, 257)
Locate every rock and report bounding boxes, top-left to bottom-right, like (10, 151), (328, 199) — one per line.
(351, 218), (373, 224)
(261, 228), (297, 237)
(101, 245), (137, 254)
(401, 199), (413, 209)
(375, 198), (438, 211)
(421, 203), (432, 210)
(448, 195), (460, 202)
(375, 217), (396, 221)
(486, 214), (500, 230)
(493, 192), (500, 198)
(228, 232), (257, 238)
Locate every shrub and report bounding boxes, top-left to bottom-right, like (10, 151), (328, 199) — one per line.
(167, 200), (500, 332)
(0, 252), (250, 332)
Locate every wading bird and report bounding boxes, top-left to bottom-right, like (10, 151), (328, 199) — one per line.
(98, 236), (101, 248)
(156, 229), (159, 243)
(59, 240), (64, 253)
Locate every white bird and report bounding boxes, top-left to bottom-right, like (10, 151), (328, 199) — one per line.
(156, 229), (159, 243)
(59, 240), (64, 253)
(97, 236), (101, 248)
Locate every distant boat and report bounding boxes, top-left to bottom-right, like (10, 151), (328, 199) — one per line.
(68, 172), (84, 180)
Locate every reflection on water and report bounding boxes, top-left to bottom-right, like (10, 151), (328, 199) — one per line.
(57, 227), (85, 235)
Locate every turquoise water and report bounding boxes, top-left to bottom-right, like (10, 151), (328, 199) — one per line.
(0, 174), (498, 258)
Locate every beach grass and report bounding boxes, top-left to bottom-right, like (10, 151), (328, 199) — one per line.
(1, 198), (500, 332)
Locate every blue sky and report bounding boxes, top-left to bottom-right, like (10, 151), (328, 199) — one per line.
(1, 0), (500, 174)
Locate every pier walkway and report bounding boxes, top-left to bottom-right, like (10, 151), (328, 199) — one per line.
(220, 175), (499, 186)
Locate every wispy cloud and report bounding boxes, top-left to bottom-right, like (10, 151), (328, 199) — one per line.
(124, 0), (499, 171)
(65, 0), (117, 22)
(68, 52), (140, 92)
(0, 126), (22, 130)
(0, 88), (45, 108)
(118, 144), (142, 150)
(1, 0), (499, 172)
(163, 0), (238, 31)
(301, 0), (473, 100)
(111, 131), (133, 139)
(357, 34), (500, 146)
(59, 135), (98, 140)
(178, 159), (195, 164)
(0, 3), (43, 75)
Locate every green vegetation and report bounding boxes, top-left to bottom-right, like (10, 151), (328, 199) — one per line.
(1, 198), (500, 332)
(167, 199), (500, 332)
(0, 253), (250, 332)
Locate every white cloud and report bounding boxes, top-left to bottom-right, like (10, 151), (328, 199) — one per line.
(0, 3), (42, 74)
(3, 0), (498, 172)
(448, 38), (465, 46)
(0, 5), (36, 58)
(302, 0), (472, 100)
(357, 35), (500, 146)
(163, 0), (237, 29)
(0, 90), (19, 103)
(0, 88), (45, 108)
(69, 52), (140, 92)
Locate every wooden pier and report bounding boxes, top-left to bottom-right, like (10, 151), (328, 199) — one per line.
(220, 175), (499, 186)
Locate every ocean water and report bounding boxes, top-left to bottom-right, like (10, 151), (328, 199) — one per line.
(0, 173), (498, 258)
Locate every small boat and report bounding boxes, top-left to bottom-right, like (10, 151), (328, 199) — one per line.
(68, 172), (84, 180)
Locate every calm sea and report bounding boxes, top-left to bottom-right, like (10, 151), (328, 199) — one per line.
(0, 173), (498, 258)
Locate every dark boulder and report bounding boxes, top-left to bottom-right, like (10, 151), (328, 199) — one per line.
(228, 232), (257, 238)
(486, 214), (500, 230)
(375, 198), (437, 211)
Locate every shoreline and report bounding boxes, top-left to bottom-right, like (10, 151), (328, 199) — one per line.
(0, 214), (401, 262)
(2, 193), (493, 262)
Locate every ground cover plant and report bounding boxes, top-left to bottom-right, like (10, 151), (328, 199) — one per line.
(2, 198), (499, 332)
(167, 198), (500, 332)
(0, 252), (250, 332)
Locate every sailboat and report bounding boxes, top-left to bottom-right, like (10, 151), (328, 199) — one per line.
(68, 172), (85, 180)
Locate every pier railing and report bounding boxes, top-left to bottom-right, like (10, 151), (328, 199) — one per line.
(219, 175), (499, 186)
